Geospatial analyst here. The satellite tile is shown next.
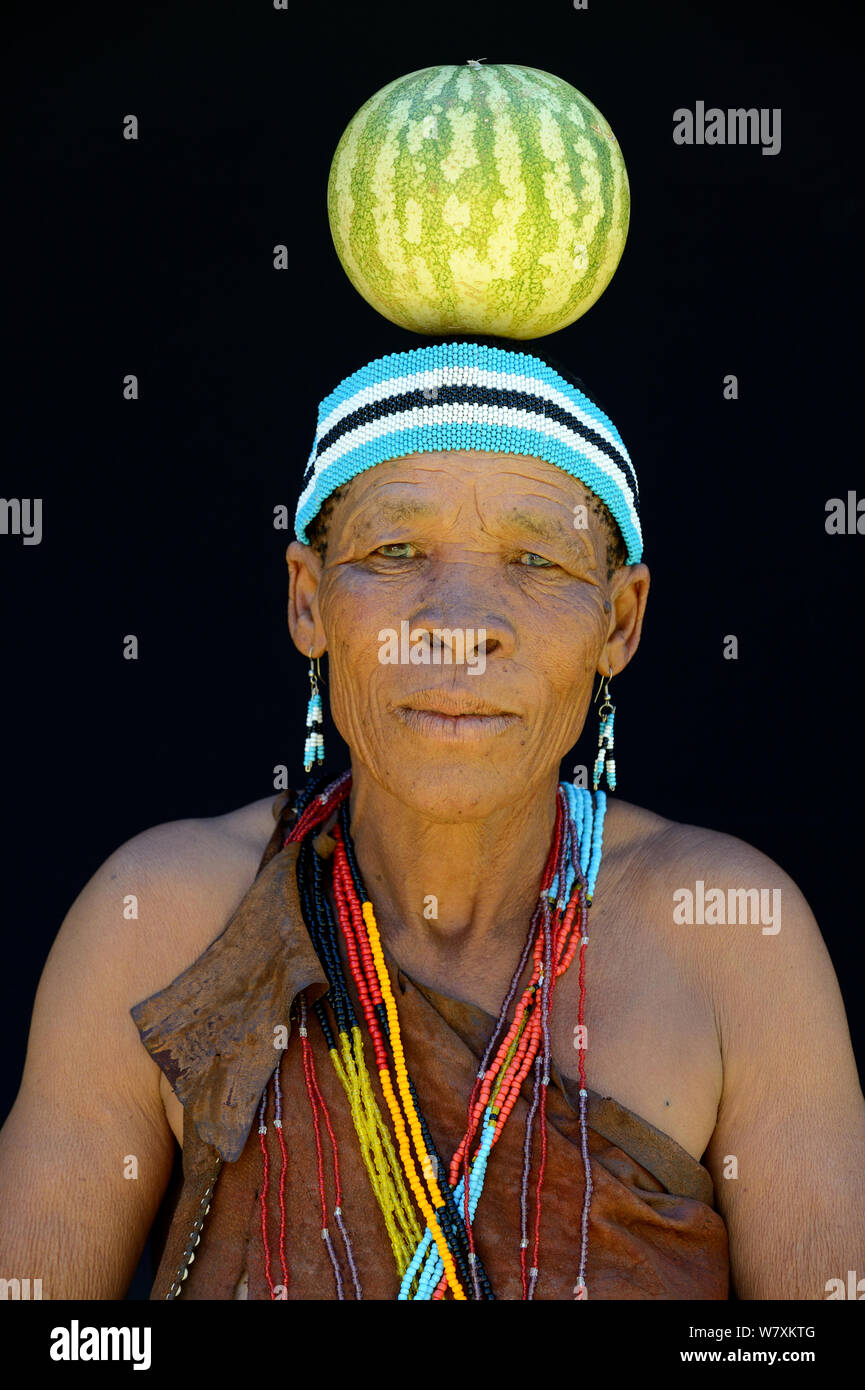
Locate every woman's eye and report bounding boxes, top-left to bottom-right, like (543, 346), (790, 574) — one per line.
(372, 544), (554, 566)
(375, 543), (417, 558)
(517, 551), (554, 567)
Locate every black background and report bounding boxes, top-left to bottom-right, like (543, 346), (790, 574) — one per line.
(3, 0), (863, 1297)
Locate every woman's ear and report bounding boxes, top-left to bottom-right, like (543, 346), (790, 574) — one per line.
(286, 540), (326, 657)
(600, 562), (650, 677)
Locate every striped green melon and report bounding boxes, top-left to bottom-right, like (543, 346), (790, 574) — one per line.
(327, 62), (629, 339)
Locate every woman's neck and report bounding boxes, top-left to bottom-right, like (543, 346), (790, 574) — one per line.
(329, 765), (562, 984)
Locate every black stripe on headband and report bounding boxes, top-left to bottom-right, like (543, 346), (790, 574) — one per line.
(306, 382), (639, 503)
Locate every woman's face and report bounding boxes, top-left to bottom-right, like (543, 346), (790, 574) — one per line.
(288, 450), (649, 821)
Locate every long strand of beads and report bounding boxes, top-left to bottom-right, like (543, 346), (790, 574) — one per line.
(519, 1056), (544, 1297)
(257, 1090), (276, 1299)
(527, 903), (555, 1300)
(272, 1065), (289, 1295)
(570, 786), (606, 1298)
(298, 992), (345, 1299)
(574, 911), (592, 1303)
(300, 995), (363, 1299)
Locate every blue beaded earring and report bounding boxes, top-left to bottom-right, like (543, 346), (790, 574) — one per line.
(592, 667), (616, 791)
(303, 649), (324, 773)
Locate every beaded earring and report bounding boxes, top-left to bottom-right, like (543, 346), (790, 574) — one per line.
(303, 650), (325, 773)
(592, 667), (616, 791)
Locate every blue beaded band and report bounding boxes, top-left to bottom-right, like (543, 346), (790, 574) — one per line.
(296, 341), (642, 564)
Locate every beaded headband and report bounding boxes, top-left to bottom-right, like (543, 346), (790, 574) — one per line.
(295, 341), (642, 564)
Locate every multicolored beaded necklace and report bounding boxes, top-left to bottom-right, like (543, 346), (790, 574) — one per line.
(254, 770), (606, 1300)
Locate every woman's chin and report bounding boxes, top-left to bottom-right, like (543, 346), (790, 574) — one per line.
(372, 760), (533, 824)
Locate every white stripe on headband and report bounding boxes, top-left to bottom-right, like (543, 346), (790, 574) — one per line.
(313, 365), (633, 470)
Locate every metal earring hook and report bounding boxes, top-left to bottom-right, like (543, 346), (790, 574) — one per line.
(593, 665), (613, 704)
(308, 648), (326, 685)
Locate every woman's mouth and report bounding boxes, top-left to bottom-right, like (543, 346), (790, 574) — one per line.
(394, 691), (520, 741)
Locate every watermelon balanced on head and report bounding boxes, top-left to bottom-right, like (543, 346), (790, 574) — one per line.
(327, 62), (629, 339)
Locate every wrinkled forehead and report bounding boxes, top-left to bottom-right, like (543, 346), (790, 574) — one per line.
(329, 450), (602, 524)
(317, 454), (619, 576)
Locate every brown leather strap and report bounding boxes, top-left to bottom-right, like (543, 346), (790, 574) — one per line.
(131, 831), (327, 1162)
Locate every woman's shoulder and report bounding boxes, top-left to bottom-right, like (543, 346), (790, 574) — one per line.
(599, 795), (820, 966)
(102, 793), (281, 898)
(602, 795), (792, 884)
(64, 793), (287, 1013)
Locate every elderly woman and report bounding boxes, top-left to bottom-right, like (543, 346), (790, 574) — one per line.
(0, 337), (862, 1302)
